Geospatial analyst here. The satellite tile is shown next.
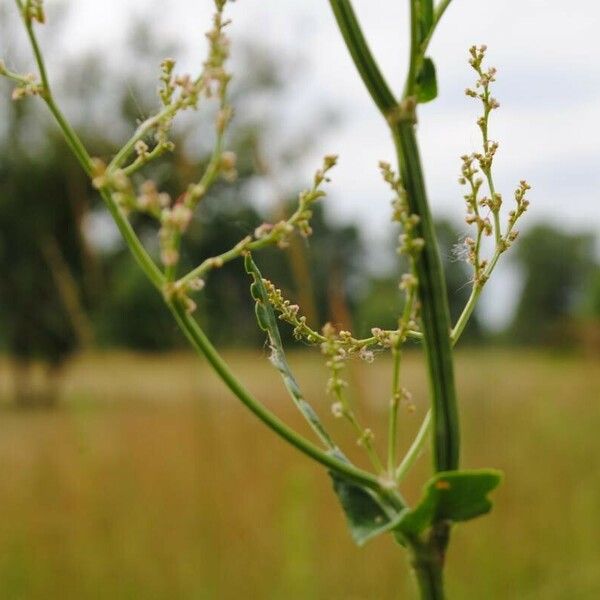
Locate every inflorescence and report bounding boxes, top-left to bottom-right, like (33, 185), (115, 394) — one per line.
(0, 1), (531, 478)
(459, 45), (531, 288)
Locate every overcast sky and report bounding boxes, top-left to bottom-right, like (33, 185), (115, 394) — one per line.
(3, 1), (600, 325)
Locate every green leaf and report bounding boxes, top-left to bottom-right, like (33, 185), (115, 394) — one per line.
(415, 57), (438, 103)
(330, 471), (404, 546)
(245, 254), (338, 452)
(396, 469), (503, 537)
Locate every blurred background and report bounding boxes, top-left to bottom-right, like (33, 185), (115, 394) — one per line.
(0, 1), (599, 598)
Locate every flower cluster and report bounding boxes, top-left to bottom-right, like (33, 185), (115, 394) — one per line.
(379, 161), (424, 257)
(459, 46), (532, 286)
(10, 73), (43, 101)
(296, 154), (338, 238)
(23, 0), (45, 25)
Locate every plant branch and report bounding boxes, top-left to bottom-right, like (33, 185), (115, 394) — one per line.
(328, 0), (397, 116)
(168, 299), (396, 495)
(418, 0), (454, 58)
(395, 409), (432, 482)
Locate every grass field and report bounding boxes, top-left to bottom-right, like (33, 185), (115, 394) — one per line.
(0, 349), (599, 599)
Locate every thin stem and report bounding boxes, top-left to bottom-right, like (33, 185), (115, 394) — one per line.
(336, 385), (385, 474)
(328, 0), (398, 116)
(44, 97), (93, 176)
(168, 299), (394, 495)
(451, 243), (503, 344)
(107, 89), (199, 173)
(99, 188), (165, 289)
(411, 0), (452, 91)
(405, 0), (421, 98)
(479, 101), (502, 245)
(419, 0), (454, 57)
(122, 143), (170, 177)
(392, 124), (459, 472)
(409, 535), (446, 600)
(387, 270), (416, 476)
(387, 344), (402, 475)
(0, 67), (32, 85)
(395, 409), (432, 482)
(166, 131), (225, 282)
(20, 6), (49, 93)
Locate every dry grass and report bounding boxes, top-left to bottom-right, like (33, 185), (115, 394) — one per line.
(0, 349), (599, 599)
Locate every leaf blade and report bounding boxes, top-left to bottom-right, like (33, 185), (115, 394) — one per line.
(330, 471), (404, 546)
(396, 469), (503, 537)
(415, 57), (438, 103)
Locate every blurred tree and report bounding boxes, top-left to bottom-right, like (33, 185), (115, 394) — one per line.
(509, 224), (596, 346)
(584, 267), (600, 317)
(0, 125), (95, 406)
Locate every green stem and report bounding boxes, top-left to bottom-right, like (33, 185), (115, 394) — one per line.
(387, 273), (416, 476)
(395, 408), (432, 482)
(168, 299), (396, 497)
(479, 100), (502, 245)
(434, 0), (453, 25)
(405, 0), (421, 98)
(387, 343), (402, 475)
(451, 244), (503, 343)
(328, 0), (397, 116)
(409, 538), (445, 600)
(166, 132), (225, 282)
(329, 0), (459, 473)
(99, 189), (165, 289)
(419, 1), (454, 57)
(391, 124), (459, 472)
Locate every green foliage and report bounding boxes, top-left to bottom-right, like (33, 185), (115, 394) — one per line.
(415, 57), (438, 104)
(0, 130), (91, 366)
(583, 267), (600, 317)
(396, 470), (502, 537)
(95, 256), (180, 351)
(329, 472), (403, 546)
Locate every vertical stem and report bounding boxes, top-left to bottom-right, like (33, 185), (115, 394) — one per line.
(391, 123), (459, 472)
(412, 557), (445, 600)
(329, 5), (457, 595)
(328, 0), (460, 474)
(387, 343), (402, 475)
(395, 408), (432, 482)
(406, 529), (448, 600)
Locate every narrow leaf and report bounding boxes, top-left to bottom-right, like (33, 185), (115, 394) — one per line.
(415, 57), (438, 103)
(396, 469), (503, 537)
(245, 254), (338, 451)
